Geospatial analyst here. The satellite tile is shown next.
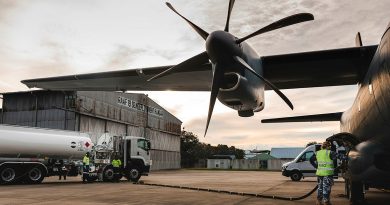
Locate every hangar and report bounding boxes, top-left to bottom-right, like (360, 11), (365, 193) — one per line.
(0, 90), (182, 170)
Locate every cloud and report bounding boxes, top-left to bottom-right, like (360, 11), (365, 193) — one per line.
(0, 0), (389, 150)
(184, 111), (340, 149)
(0, 1), (22, 23)
(104, 45), (147, 68)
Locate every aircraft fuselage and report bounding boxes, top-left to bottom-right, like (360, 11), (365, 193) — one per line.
(340, 23), (390, 187)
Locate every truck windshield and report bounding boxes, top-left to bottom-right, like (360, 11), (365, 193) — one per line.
(137, 139), (150, 151)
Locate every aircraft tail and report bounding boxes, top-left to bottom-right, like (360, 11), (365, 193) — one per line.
(261, 112), (343, 123)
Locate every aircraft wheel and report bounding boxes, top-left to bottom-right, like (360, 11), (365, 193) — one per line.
(349, 180), (365, 205)
(345, 179), (351, 199)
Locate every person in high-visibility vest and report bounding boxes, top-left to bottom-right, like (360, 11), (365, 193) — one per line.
(82, 152), (90, 183)
(310, 141), (336, 205)
(112, 155), (122, 182)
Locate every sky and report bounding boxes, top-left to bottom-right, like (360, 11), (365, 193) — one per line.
(0, 0), (389, 150)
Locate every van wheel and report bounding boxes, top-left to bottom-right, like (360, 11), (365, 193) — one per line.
(290, 171), (302, 181)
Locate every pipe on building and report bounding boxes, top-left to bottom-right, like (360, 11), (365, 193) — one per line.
(144, 94), (149, 139)
(62, 92), (67, 130)
(30, 92), (38, 127)
(0, 94), (3, 124)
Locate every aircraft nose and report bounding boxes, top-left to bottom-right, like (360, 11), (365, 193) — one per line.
(206, 31), (240, 63)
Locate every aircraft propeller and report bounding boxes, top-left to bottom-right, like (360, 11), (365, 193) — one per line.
(148, 1), (314, 137)
(224, 0), (235, 32)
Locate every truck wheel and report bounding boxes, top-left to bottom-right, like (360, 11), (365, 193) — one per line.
(128, 167), (141, 182)
(87, 175), (98, 182)
(103, 166), (115, 182)
(290, 171), (302, 181)
(25, 166), (45, 184)
(0, 166), (16, 184)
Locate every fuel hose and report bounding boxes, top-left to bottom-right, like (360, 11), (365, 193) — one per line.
(135, 181), (318, 201)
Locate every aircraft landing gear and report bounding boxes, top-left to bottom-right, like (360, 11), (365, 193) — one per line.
(345, 178), (365, 205)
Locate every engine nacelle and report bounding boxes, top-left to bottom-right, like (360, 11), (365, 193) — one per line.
(218, 72), (264, 115)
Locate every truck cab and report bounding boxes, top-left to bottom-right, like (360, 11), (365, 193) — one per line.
(282, 143), (345, 181)
(92, 134), (152, 182)
(123, 136), (151, 181)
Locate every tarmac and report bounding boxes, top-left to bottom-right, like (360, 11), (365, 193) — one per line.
(0, 170), (389, 205)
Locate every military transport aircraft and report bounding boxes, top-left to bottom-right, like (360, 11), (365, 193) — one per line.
(22, 1), (389, 204)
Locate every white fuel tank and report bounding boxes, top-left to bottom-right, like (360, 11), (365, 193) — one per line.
(0, 124), (93, 160)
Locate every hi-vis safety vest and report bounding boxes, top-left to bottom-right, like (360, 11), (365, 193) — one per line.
(315, 149), (334, 176)
(83, 155), (90, 166)
(112, 159), (122, 168)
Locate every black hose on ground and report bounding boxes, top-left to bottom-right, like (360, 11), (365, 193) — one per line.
(135, 181), (318, 201)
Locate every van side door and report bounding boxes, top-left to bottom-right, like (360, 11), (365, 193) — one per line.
(298, 151), (316, 177)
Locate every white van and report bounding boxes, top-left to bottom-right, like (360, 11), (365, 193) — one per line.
(281, 144), (345, 181)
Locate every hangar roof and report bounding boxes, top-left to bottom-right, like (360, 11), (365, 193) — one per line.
(250, 153), (276, 160)
(270, 147), (305, 159)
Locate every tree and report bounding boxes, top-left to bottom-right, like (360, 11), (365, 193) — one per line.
(180, 130), (199, 168)
(180, 129), (245, 168)
(306, 141), (318, 147)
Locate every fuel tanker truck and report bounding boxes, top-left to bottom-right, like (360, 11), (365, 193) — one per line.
(0, 124), (151, 185)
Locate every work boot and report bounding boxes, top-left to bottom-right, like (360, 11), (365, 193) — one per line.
(316, 198), (323, 205)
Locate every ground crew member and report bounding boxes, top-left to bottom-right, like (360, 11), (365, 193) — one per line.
(82, 152), (90, 183)
(112, 155), (122, 182)
(58, 160), (68, 180)
(310, 141), (336, 205)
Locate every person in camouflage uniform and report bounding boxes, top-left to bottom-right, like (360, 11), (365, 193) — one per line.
(316, 175), (334, 204)
(310, 141), (336, 205)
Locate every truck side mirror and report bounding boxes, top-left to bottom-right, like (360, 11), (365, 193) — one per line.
(147, 142), (151, 150)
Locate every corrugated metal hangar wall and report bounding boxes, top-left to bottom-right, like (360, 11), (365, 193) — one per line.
(0, 90), (182, 170)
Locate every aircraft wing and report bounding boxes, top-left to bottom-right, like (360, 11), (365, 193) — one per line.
(22, 45), (377, 92)
(261, 112), (343, 123)
(262, 45), (378, 90)
(22, 64), (212, 91)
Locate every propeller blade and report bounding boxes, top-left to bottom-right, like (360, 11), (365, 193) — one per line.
(236, 13), (314, 43)
(233, 56), (293, 110)
(204, 64), (224, 137)
(166, 2), (209, 40)
(224, 0), (236, 32)
(148, 51), (209, 81)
